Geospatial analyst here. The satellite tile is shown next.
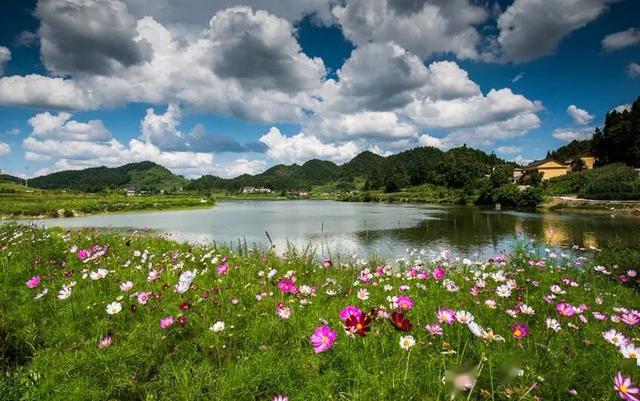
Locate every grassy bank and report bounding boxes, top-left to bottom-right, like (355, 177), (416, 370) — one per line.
(338, 184), (473, 204)
(1, 224), (638, 400)
(0, 184), (213, 219)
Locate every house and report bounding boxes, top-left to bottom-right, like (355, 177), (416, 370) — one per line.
(124, 186), (136, 196)
(241, 187), (272, 194)
(516, 155), (596, 182)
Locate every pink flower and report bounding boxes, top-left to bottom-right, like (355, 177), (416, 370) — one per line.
(160, 316), (174, 329)
(621, 312), (640, 326)
(397, 295), (414, 310)
(322, 259), (333, 268)
(26, 275), (41, 288)
(217, 262), (229, 275)
(436, 307), (456, 325)
(426, 324), (444, 335)
(98, 336), (112, 349)
(339, 305), (363, 322)
(556, 302), (576, 317)
(432, 267), (446, 280)
(278, 279), (297, 294)
(310, 325), (337, 353)
(137, 291), (150, 305)
(614, 372), (640, 401)
(77, 249), (89, 261)
(511, 323), (529, 339)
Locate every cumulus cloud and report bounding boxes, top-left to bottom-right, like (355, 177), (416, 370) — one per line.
(0, 141), (10, 156)
(496, 145), (522, 154)
(35, 0), (151, 75)
(567, 105), (594, 125)
(552, 126), (595, 142)
(0, 5), (326, 122)
(259, 127), (360, 164)
(332, 0), (488, 60)
(496, 0), (617, 62)
(628, 62), (640, 78)
(0, 46), (11, 76)
(602, 27), (640, 51)
(613, 103), (631, 113)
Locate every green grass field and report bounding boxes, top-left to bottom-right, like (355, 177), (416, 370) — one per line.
(0, 184), (212, 218)
(1, 224), (638, 400)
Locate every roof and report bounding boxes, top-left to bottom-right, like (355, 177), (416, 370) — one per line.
(522, 158), (568, 170)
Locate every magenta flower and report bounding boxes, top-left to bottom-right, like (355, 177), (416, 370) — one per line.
(160, 316), (174, 329)
(137, 291), (150, 305)
(278, 279), (297, 294)
(77, 249), (89, 261)
(436, 307), (456, 325)
(426, 323), (444, 336)
(217, 262), (229, 275)
(26, 275), (41, 288)
(620, 312), (640, 326)
(397, 295), (414, 310)
(511, 323), (529, 339)
(310, 325), (337, 353)
(322, 259), (333, 268)
(614, 372), (640, 401)
(556, 302), (576, 317)
(339, 305), (363, 322)
(432, 267), (446, 280)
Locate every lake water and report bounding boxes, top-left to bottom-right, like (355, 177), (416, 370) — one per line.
(26, 200), (640, 259)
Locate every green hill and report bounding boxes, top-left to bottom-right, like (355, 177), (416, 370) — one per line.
(28, 161), (188, 192)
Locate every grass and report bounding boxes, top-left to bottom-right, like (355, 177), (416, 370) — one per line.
(0, 189), (213, 218)
(338, 184), (473, 204)
(0, 224), (638, 400)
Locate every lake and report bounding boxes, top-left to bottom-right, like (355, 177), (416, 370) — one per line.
(25, 200), (640, 259)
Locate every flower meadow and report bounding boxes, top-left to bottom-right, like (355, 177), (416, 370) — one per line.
(0, 223), (639, 400)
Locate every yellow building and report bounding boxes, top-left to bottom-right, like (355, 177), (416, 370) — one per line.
(515, 155), (596, 181)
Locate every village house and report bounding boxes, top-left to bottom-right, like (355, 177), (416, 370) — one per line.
(514, 155), (596, 182)
(241, 187), (272, 194)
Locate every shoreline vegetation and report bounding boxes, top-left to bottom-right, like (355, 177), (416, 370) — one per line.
(1, 224), (638, 399)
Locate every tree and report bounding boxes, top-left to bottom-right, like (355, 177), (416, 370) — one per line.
(593, 97), (640, 167)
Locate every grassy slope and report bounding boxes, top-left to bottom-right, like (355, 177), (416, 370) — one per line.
(1, 225), (638, 400)
(0, 190), (212, 218)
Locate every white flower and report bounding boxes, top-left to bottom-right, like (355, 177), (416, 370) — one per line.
(383, 284), (393, 292)
(299, 285), (314, 296)
(519, 304), (535, 315)
(455, 311), (474, 325)
(267, 269), (277, 279)
(89, 268), (109, 281)
(34, 288), (49, 299)
(106, 301), (122, 315)
(399, 335), (416, 350)
(119, 281), (134, 292)
(546, 318), (561, 332)
(550, 284), (565, 294)
(176, 270), (196, 294)
(357, 288), (369, 301)
(620, 343), (639, 360)
(57, 282), (75, 300)
(496, 284), (512, 298)
(210, 321), (225, 332)
(603, 329), (627, 346)
(484, 299), (497, 309)
(468, 321), (485, 338)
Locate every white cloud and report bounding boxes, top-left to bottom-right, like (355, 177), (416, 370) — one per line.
(496, 145), (522, 154)
(628, 62), (640, 78)
(496, 0), (616, 62)
(0, 5), (326, 123)
(417, 134), (445, 149)
(212, 158), (267, 178)
(259, 127), (360, 164)
(552, 126), (594, 142)
(513, 155), (533, 166)
(0, 141), (10, 156)
(602, 27), (640, 51)
(2, 128), (20, 136)
(332, 0), (488, 60)
(511, 72), (525, 83)
(0, 46), (10, 76)
(28, 111), (112, 142)
(309, 111), (417, 142)
(567, 104), (594, 125)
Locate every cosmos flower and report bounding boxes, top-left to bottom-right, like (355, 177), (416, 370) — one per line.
(620, 312), (640, 327)
(77, 249), (89, 261)
(160, 316), (174, 329)
(603, 329), (629, 347)
(210, 321), (225, 332)
(397, 295), (414, 310)
(176, 270), (196, 294)
(556, 302), (576, 317)
(278, 279), (297, 294)
(344, 311), (372, 337)
(432, 267), (446, 280)
(310, 325), (337, 353)
(511, 323), (529, 339)
(98, 336), (112, 349)
(426, 324), (444, 336)
(495, 285), (511, 298)
(339, 305), (363, 322)
(620, 343), (639, 360)
(455, 310), (474, 325)
(26, 275), (41, 288)
(119, 281), (134, 292)
(137, 291), (150, 305)
(390, 310), (413, 332)
(322, 259), (333, 268)
(276, 304), (292, 319)
(545, 318), (561, 332)
(272, 395), (288, 401)
(399, 335), (416, 350)
(614, 372), (640, 401)
(217, 262), (229, 275)
(106, 301), (122, 315)
(436, 308), (456, 325)
(356, 288), (369, 301)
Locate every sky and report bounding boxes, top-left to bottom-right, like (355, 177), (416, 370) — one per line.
(0, 0), (638, 179)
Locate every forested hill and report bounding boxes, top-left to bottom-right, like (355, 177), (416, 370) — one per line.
(27, 161), (189, 192)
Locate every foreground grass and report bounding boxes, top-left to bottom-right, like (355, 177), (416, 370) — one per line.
(0, 190), (212, 218)
(0, 224), (638, 400)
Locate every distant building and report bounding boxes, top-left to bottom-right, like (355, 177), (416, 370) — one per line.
(124, 186), (136, 196)
(515, 155), (596, 182)
(241, 187), (272, 194)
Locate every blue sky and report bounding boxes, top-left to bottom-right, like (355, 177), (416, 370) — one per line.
(0, 0), (638, 178)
